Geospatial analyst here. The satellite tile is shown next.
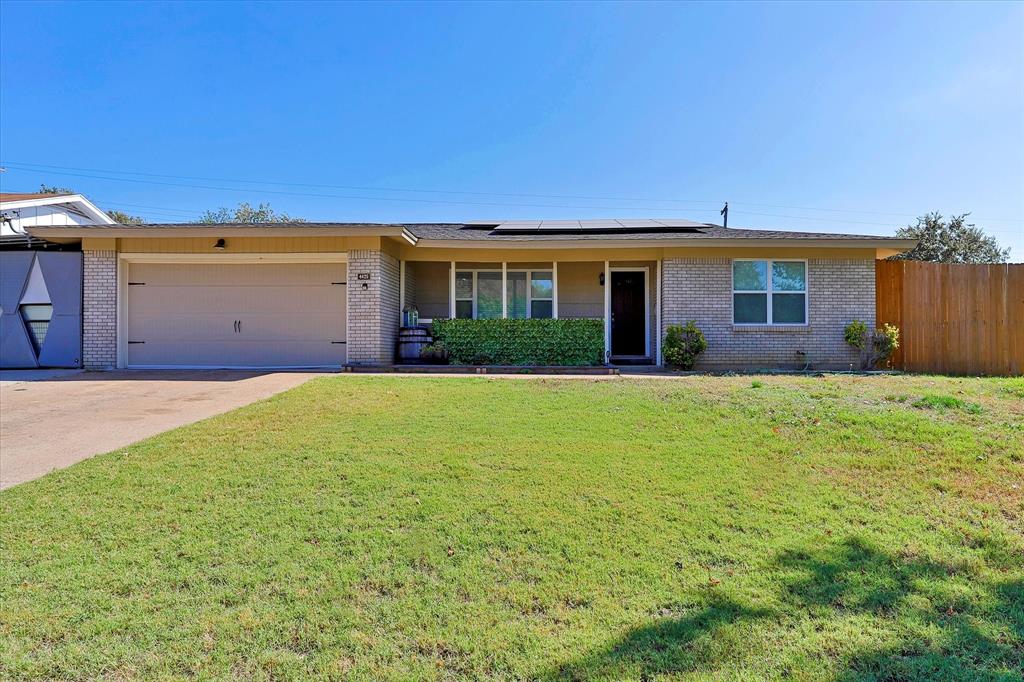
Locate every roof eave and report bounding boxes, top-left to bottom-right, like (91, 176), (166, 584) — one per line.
(26, 224), (410, 239)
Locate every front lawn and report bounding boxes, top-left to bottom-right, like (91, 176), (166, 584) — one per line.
(1, 375), (1022, 680)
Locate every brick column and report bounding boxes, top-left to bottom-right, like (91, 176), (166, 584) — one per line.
(346, 249), (400, 364)
(83, 250), (117, 369)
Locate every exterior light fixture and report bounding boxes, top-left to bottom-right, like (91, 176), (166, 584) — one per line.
(214, 238), (226, 250)
(599, 272), (605, 286)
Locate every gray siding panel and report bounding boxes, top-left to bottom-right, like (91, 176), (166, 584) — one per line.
(36, 252), (83, 368)
(0, 253), (40, 368)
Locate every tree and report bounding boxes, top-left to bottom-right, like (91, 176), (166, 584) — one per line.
(195, 202), (304, 224)
(107, 209), (145, 225)
(890, 212), (1008, 264)
(38, 183), (75, 194)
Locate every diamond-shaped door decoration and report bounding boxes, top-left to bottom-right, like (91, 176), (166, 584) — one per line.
(19, 257), (53, 355)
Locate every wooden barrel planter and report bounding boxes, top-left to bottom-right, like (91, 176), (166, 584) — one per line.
(397, 326), (432, 364)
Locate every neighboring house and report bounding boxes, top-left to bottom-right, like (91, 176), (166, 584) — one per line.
(0, 193), (109, 368)
(1, 192), (114, 237)
(26, 219), (915, 371)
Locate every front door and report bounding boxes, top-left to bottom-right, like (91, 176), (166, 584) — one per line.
(611, 270), (646, 357)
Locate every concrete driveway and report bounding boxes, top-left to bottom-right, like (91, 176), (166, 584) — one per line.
(0, 370), (326, 490)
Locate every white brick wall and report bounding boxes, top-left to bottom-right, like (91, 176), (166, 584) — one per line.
(83, 250), (117, 369)
(346, 249), (400, 364)
(662, 258), (875, 370)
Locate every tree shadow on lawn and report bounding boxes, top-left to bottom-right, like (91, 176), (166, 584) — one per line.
(548, 537), (1022, 681)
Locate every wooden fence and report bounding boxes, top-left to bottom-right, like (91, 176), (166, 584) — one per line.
(875, 260), (1023, 376)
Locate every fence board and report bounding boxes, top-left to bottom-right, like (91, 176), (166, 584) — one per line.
(875, 260), (1023, 376)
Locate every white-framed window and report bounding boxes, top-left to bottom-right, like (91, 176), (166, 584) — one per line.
(528, 271), (553, 319)
(455, 269), (555, 320)
(732, 259), (807, 325)
(454, 271), (475, 319)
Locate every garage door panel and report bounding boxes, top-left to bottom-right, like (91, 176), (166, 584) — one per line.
(129, 340), (346, 367)
(129, 312), (345, 343)
(237, 312), (345, 340)
(130, 262), (342, 287)
(129, 286), (346, 316)
(126, 261), (347, 367)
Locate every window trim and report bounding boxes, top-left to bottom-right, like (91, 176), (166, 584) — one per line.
(455, 269), (554, 320)
(731, 258), (809, 326)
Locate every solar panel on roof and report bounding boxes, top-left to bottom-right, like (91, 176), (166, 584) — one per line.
(488, 218), (707, 234)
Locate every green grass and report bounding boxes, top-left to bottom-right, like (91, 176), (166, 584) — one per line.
(1, 374), (1022, 681)
(912, 393), (983, 414)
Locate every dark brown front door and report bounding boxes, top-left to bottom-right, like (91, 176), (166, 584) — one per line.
(611, 271), (646, 356)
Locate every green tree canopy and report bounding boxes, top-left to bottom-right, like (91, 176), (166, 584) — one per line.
(195, 202), (304, 224)
(37, 183), (75, 194)
(106, 209), (145, 225)
(891, 212), (1008, 264)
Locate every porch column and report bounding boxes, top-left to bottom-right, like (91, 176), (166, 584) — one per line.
(501, 261), (507, 318)
(552, 261), (558, 319)
(449, 261), (456, 318)
(655, 259), (662, 366)
(399, 260), (406, 322)
(603, 260), (611, 362)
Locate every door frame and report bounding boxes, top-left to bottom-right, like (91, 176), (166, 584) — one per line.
(609, 266), (650, 358)
(116, 252), (348, 369)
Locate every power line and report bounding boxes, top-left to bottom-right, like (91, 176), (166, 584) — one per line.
(92, 199), (202, 218)
(2, 160), (723, 206)
(0, 164), (724, 215)
(5, 159), (1021, 224)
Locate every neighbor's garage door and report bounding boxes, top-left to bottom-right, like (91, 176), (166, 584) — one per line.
(126, 262), (347, 367)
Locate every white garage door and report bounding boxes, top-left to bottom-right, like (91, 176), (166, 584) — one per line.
(126, 261), (347, 368)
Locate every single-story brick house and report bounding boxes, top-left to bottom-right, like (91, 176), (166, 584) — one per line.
(26, 219), (915, 370)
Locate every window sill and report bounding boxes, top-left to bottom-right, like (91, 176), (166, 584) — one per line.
(732, 325), (811, 333)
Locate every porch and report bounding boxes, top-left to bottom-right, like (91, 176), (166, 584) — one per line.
(398, 259), (662, 366)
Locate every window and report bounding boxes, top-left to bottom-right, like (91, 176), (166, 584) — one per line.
(530, 271), (553, 319)
(454, 269), (556, 320)
(476, 272), (502, 319)
(732, 260), (806, 325)
(507, 272), (528, 318)
(455, 271), (474, 319)
(20, 304), (53, 353)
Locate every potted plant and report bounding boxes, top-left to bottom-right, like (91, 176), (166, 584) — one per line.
(420, 340), (449, 364)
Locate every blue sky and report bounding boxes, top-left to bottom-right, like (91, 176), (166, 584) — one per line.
(2, 1), (1021, 257)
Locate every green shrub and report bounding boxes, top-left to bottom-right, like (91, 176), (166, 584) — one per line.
(751, 380), (764, 389)
(430, 318), (604, 366)
(844, 320), (869, 350)
(663, 321), (708, 370)
(844, 320), (900, 369)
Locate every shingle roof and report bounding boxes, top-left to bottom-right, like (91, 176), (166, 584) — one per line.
(38, 220), (909, 241)
(0, 192), (75, 203)
(403, 223), (909, 242)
